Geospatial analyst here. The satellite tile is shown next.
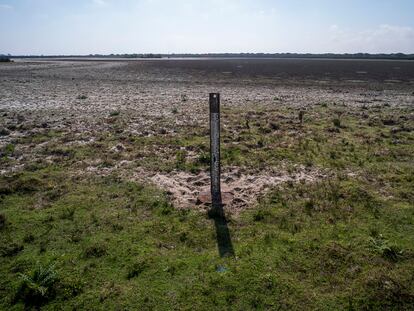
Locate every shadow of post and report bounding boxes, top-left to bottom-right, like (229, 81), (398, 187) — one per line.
(210, 200), (235, 258)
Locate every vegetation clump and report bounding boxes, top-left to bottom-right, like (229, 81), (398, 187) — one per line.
(127, 260), (148, 279)
(0, 127), (10, 136)
(109, 110), (120, 117)
(0, 213), (6, 229)
(369, 234), (404, 262)
(14, 263), (58, 308)
(333, 117), (341, 128)
(83, 243), (108, 258)
(298, 110), (305, 124)
(0, 57), (12, 62)
(1, 243), (23, 257)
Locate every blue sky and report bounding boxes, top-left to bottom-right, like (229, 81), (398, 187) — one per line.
(1, 0), (414, 55)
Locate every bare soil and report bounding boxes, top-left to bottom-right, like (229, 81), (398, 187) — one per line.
(1, 58), (413, 211)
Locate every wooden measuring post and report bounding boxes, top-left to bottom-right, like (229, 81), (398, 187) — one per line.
(197, 93), (233, 209)
(210, 93), (221, 207)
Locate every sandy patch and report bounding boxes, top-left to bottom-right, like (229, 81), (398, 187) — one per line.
(148, 166), (325, 212)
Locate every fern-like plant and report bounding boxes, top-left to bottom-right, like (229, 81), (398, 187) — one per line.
(369, 235), (403, 262)
(15, 262), (58, 306)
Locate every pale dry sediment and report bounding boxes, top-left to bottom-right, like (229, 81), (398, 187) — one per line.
(148, 165), (326, 212)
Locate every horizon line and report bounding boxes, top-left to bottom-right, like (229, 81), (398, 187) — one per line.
(3, 52), (414, 56)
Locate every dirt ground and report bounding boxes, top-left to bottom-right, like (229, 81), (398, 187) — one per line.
(1, 58), (413, 211)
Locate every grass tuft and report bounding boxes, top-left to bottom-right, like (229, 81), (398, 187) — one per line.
(83, 243), (108, 258)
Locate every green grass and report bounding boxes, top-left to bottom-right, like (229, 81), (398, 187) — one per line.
(1, 171), (413, 309)
(1, 104), (413, 310)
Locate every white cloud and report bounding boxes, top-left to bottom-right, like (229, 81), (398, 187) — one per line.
(92, 0), (107, 6)
(330, 25), (338, 31)
(0, 4), (12, 10)
(329, 24), (414, 53)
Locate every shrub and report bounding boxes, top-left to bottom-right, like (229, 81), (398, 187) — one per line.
(14, 262), (58, 307)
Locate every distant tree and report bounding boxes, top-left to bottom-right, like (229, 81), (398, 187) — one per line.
(0, 57), (12, 62)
